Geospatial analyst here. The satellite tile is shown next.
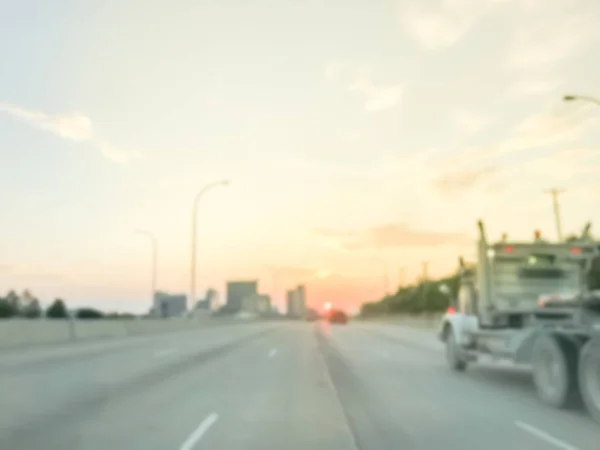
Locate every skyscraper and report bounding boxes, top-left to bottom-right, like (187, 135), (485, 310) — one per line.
(286, 285), (306, 318)
(226, 280), (258, 313)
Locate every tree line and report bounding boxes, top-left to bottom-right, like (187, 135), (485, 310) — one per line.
(0, 290), (135, 320)
(360, 272), (460, 317)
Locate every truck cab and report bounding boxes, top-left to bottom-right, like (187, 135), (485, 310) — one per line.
(438, 220), (600, 424)
(442, 223), (600, 332)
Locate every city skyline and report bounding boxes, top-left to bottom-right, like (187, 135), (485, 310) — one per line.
(1, 0), (600, 312)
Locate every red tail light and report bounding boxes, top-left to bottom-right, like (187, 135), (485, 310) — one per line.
(571, 247), (581, 255)
(446, 306), (456, 314)
(503, 246), (514, 253)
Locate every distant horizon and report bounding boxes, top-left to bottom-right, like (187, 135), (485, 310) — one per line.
(1, 0), (600, 312)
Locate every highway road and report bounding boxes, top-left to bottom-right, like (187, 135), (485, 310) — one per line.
(0, 320), (598, 450)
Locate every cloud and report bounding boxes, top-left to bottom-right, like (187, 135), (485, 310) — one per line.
(503, 105), (599, 153)
(324, 61), (344, 83)
(315, 223), (470, 251)
(399, 0), (506, 50)
(508, 79), (559, 97)
(515, 148), (600, 182)
(347, 69), (403, 112)
(264, 265), (334, 287)
(508, 15), (597, 70)
(342, 130), (362, 142)
(305, 273), (382, 309)
(0, 102), (140, 165)
(363, 85), (403, 112)
(14, 271), (66, 281)
(325, 64), (403, 112)
(0, 262), (67, 281)
(0, 103), (94, 141)
(454, 110), (489, 137)
(433, 166), (498, 195)
(267, 265), (320, 279)
(445, 103), (599, 170)
(97, 141), (142, 165)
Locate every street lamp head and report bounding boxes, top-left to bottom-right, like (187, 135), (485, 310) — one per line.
(563, 95), (576, 102)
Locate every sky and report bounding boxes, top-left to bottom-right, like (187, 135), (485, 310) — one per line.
(1, 0), (600, 313)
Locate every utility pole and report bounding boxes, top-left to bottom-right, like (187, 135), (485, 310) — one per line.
(545, 188), (565, 241)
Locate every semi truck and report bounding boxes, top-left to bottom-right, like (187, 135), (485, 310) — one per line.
(438, 221), (600, 424)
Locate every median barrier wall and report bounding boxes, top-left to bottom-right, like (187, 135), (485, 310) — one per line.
(0, 316), (236, 350)
(359, 313), (443, 329)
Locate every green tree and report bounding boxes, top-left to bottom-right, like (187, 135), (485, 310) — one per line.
(0, 299), (16, 318)
(0, 290), (20, 318)
(46, 299), (68, 318)
(5, 290), (20, 314)
(22, 298), (42, 318)
(75, 308), (104, 319)
(21, 290), (42, 318)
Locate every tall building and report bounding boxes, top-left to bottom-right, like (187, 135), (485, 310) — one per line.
(286, 289), (297, 317)
(152, 291), (187, 317)
(241, 293), (271, 313)
(286, 285), (306, 318)
(194, 288), (217, 311)
(226, 280), (258, 313)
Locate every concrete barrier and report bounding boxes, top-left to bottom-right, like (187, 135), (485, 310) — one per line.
(359, 313), (443, 329)
(0, 316), (240, 350)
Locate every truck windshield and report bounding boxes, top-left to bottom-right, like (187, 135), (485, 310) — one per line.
(492, 258), (581, 307)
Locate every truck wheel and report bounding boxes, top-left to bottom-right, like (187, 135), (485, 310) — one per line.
(578, 339), (600, 424)
(532, 334), (578, 409)
(446, 330), (467, 372)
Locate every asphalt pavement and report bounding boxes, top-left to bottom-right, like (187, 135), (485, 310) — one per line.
(0, 320), (598, 449)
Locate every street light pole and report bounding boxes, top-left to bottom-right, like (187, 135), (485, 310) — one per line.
(563, 94), (600, 106)
(190, 180), (229, 310)
(545, 189), (565, 241)
(135, 229), (157, 313)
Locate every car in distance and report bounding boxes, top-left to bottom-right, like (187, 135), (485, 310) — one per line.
(328, 309), (348, 324)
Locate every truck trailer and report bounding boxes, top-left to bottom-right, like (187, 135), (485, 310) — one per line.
(438, 221), (600, 424)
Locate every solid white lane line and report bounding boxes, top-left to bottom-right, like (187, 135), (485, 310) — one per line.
(153, 348), (178, 358)
(268, 348), (278, 358)
(514, 421), (580, 450)
(180, 413), (219, 450)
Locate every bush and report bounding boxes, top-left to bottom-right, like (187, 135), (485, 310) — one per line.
(46, 299), (69, 319)
(0, 299), (18, 318)
(75, 308), (105, 319)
